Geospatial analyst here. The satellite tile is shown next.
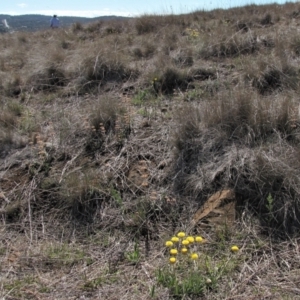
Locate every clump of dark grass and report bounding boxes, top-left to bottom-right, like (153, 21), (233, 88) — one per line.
(60, 174), (107, 224)
(190, 68), (216, 81)
(27, 64), (66, 91)
(71, 22), (84, 32)
(235, 20), (252, 32)
(171, 88), (300, 235)
(251, 65), (299, 95)
(77, 54), (138, 93)
(199, 32), (259, 59)
(5, 76), (22, 97)
(260, 13), (273, 26)
(84, 96), (131, 154)
(289, 36), (300, 56)
(153, 68), (192, 94)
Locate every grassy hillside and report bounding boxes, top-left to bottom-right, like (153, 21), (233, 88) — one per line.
(1, 3), (300, 299)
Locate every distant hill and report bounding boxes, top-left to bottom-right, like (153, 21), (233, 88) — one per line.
(0, 14), (130, 32)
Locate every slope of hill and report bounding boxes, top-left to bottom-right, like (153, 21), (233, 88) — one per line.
(1, 3), (300, 299)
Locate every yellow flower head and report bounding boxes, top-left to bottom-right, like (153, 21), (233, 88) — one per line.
(195, 236), (203, 243)
(171, 236), (179, 243)
(191, 253), (199, 260)
(187, 236), (195, 243)
(177, 232), (186, 238)
(170, 248), (178, 256)
(169, 257), (176, 264)
(190, 253), (199, 260)
(182, 239), (190, 246)
(165, 241), (173, 247)
(231, 245), (239, 252)
(181, 247), (188, 254)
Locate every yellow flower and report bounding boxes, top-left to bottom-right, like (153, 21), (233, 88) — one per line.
(187, 236), (195, 243)
(170, 248), (178, 256)
(231, 245), (239, 252)
(177, 232), (186, 238)
(165, 241), (173, 247)
(190, 253), (199, 260)
(195, 236), (203, 243)
(181, 247), (188, 254)
(169, 257), (176, 264)
(171, 236), (179, 243)
(182, 239), (190, 246)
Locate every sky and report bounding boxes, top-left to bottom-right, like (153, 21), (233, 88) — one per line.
(1, 0), (294, 18)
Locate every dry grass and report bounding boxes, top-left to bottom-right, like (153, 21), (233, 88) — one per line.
(2, 2), (300, 299)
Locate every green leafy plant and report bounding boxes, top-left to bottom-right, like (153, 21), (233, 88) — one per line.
(110, 187), (123, 207)
(125, 241), (141, 265)
(131, 89), (151, 106)
(157, 232), (241, 298)
(157, 268), (205, 298)
(266, 193), (274, 213)
(266, 192), (275, 225)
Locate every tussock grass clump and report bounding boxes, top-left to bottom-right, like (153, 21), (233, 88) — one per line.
(27, 64), (66, 91)
(172, 89), (300, 234)
(0, 130), (18, 158)
(289, 36), (300, 56)
(173, 48), (194, 67)
(0, 100), (25, 155)
(131, 41), (156, 59)
(153, 68), (192, 94)
(199, 32), (259, 59)
(60, 173), (107, 224)
(235, 20), (252, 32)
(85, 96), (131, 154)
(71, 21), (84, 32)
(5, 76), (22, 97)
(260, 13), (273, 26)
(84, 20), (103, 33)
(77, 54), (138, 92)
(190, 68), (216, 81)
(251, 64), (299, 94)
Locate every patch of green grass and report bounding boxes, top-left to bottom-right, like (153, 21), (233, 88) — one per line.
(82, 276), (105, 290)
(45, 243), (88, 266)
(157, 268), (206, 298)
(137, 107), (150, 117)
(3, 276), (50, 297)
(82, 271), (119, 291)
(184, 88), (204, 102)
(110, 187), (123, 207)
(125, 241), (141, 265)
(131, 89), (151, 106)
(7, 101), (23, 116)
(19, 109), (37, 134)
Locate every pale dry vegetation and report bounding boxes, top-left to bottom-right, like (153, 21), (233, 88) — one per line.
(1, 2), (300, 299)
